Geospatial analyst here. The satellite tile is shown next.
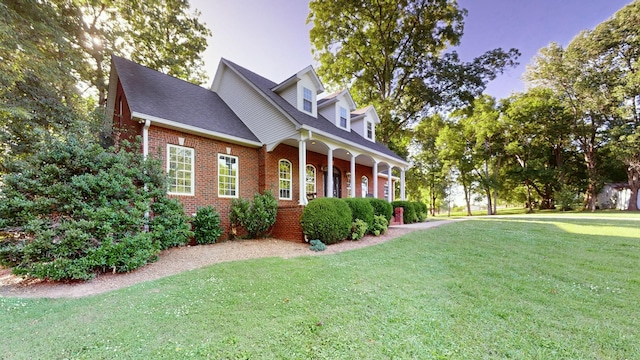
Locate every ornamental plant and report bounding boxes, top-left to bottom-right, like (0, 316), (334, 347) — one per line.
(366, 198), (394, 222)
(349, 219), (368, 240)
(342, 198), (374, 232)
(229, 191), (278, 239)
(300, 198), (352, 244)
(193, 206), (223, 244)
(0, 137), (192, 281)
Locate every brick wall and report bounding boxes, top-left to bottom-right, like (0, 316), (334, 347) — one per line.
(147, 126), (261, 238)
(270, 205), (305, 242)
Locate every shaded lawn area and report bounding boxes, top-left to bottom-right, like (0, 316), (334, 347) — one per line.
(1, 218), (639, 359)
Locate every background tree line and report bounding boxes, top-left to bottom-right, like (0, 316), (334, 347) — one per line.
(309, 0), (638, 213)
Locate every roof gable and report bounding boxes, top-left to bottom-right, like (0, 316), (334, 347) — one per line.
(110, 56), (259, 144)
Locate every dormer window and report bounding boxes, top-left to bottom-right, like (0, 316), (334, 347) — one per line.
(339, 107), (348, 128)
(303, 87), (313, 113)
(366, 121), (373, 140)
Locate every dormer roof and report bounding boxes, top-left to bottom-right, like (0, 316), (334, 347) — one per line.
(351, 105), (381, 124)
(318, 89), (357, 110)
(271, 65), (325, 94)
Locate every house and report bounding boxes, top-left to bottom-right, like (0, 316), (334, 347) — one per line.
(597, 182), (640, 210)
(106, 56), (410, 241)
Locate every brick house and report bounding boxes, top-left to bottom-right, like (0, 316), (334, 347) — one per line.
(106, 56), (410, 241)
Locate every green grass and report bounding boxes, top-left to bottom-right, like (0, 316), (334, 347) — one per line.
(435, 207), (640, 218)
(2, 217), (639, 359)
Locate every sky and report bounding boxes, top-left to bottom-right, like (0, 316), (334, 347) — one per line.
(189, 0), (632, 101)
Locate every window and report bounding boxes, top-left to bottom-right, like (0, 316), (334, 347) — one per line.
(366, 121), (373, 139)
(305, 165), (316, 195)
(279, 159), (292, 200)
(218, 154), (238, 198)
(339, 107), (348, 128)
(361, 176), (369, 197)
(167, 144), (194, 195)
(303, 87), (313, 113)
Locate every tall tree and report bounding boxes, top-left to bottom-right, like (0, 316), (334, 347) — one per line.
(412, 114), (449, 215)
(589, 0), (640, 210)
(308, 0), (519, 151)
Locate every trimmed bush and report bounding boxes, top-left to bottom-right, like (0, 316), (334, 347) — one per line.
(343, 198), (374, 231)
(370, 215), (389, 236)
(0, 137), (191, 281)
(193, 206), (223, 245)
(349, 219), (368, 240)
(392, 201), (417, 224)
(412, 201), (428, 222)
(366, 198), (394, 222)
(229, 191), (278, 239)
(309, 239), (327, 252)
(300, 198), (352, 244)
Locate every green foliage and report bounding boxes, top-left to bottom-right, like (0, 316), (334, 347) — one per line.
(366, 198), (394, 222)
(309, 239), (327, 252)
(0, 137), (191, 280)
(229, 191), (278, 239)
(300, 198), (352, 245)
(371, 215), (389, 236)
(150, 198), (193, 249)
(554, 185), (581, 211)
(193, 206), (223, 245)
(349, 219), (368, 241)
(412, 201), (428, 222)
(392, 201), (417, 224)
(342, 198), (374, 232)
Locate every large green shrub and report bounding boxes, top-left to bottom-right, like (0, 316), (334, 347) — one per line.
(300, 198), (352, 244)
(229, 191), (278, 239)
(366, 198), (394, 222)
(193, 206), (223, 244)
(391, 201), (417, 224)
(150, 197), (193, 249)
(0, 137), (191, 280)
(343, 198), (374, 231)
(412, 201), (428, 222)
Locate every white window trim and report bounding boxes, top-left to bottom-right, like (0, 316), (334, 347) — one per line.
(167, 144), (195, 196)
(302, 87), (313, 115)
(361, 176), (369, 198)
(218, 154), (239, 198)
(339, 106), (348, 129)
(279, 159), (293, 200)
(305, 164), (316, 195)
(366, 121), (373, 140)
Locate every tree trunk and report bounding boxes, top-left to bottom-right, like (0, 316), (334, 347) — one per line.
(492, 189), (498, 215)
(486, 189), (493, 215)
(462, 182), (472, 216)
(525, 178), (534, 213)
(626, 158), (640, 211)
(583, 150), (598, 212)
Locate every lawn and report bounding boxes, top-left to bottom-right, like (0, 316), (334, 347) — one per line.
(1, 217), (639, 359)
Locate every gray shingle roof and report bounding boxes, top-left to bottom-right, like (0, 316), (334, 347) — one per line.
(112, 56), (259, 143)
(223, 59), (406, 163)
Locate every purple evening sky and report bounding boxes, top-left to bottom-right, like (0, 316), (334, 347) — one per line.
(189, 0), (631, 100)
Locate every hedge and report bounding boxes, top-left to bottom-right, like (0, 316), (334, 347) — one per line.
(300, 198), (352, 244)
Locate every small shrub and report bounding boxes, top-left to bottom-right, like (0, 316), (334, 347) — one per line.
(309, 239), (327, 252)
(370, 215), (389, 236)
(391, 201), (417, 224)
(343, 198), (374, 232)
(300, 198), (352, 244)
(229, 191), (278, 239)
(193, 206), (223, 245)
(555, 185), (580, 211)
(349, 219), (368, 240)
(366, 198), (393, 222)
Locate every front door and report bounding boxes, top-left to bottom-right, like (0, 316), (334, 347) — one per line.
(324, 167), (341, 198)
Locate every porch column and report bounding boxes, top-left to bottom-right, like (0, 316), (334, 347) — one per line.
(350, 154), (356, 198)
(298, 139), (307, 205)
(400, 168), (406, 201)
(372, 161), (378, 199)
(387, 166), (393, 202)
(327, 148), (333, 198)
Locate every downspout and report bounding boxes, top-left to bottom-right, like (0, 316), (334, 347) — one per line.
(142, 119), (151, 231)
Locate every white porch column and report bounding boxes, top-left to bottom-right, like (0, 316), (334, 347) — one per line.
(327, 148), (333, 198)
(350, 154), (356, 198)
(386, 167), (393, 202)
(298, 139), (307, 205)
(372, 161), (378, 199)
(400, 168), (406, 201)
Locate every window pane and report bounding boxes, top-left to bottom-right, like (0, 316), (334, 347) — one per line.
(168, 145), (193, 194)
(218, 154), (239, 197)
(279, 160), (292, 199)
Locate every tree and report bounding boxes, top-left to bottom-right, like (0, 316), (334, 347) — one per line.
(437, 121), (476, 216)
(308, 0), (519, 151)
(589, 1), (640, 210)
